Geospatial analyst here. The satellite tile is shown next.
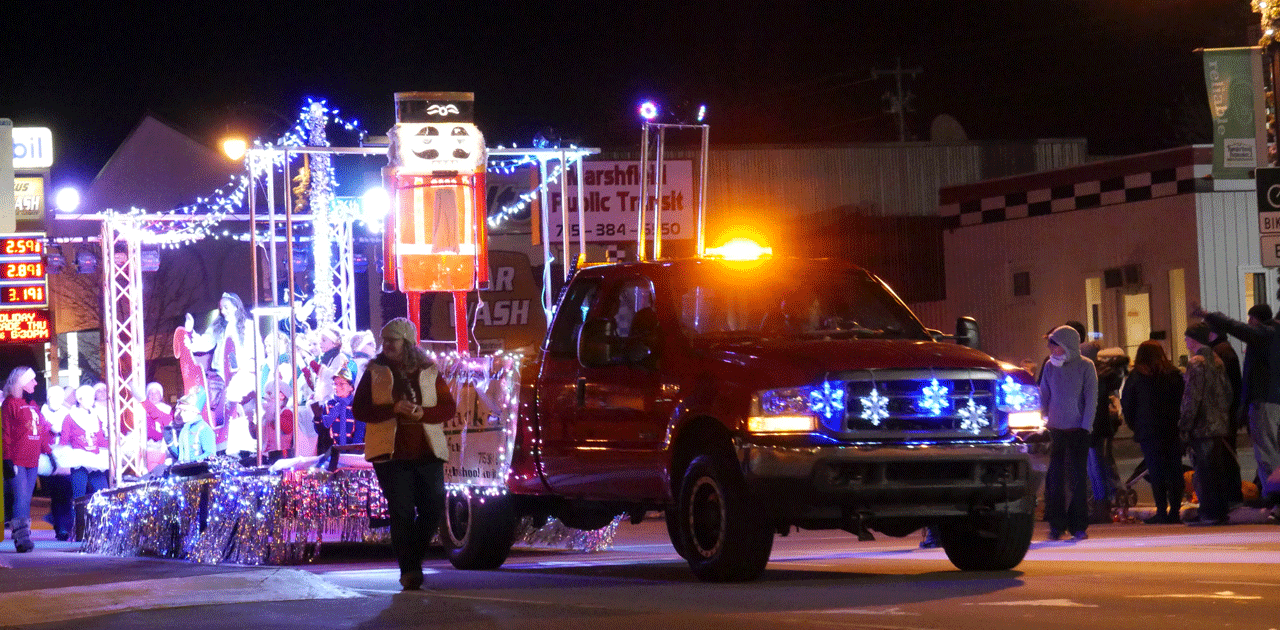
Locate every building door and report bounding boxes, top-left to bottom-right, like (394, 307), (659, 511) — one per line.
(1121, 292), (1151, 358)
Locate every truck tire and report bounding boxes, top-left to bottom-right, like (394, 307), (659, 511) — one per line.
(441, 489), (517, 570)
(676, 454), (774, 582)
(665, 508), (693, 560)
(938, 511), (1034, 571)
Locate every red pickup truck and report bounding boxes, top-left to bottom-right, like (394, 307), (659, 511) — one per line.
(439, 256), (1043, 582)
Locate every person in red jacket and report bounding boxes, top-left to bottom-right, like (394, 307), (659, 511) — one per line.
(2, 366), (53, 552)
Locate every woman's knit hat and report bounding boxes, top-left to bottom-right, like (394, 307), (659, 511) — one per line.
(381, 317), (417, 344)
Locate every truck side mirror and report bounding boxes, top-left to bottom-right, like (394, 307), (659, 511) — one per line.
(956, 316), (981, 350)
(578, 318), (614, 368)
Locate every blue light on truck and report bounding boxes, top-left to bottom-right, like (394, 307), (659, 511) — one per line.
(916, 378), (950, 416)
(997, 376), (1041, 413)
(807, 381), (846, 422)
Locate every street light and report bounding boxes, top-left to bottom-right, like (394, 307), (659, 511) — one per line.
(222, 137), (248, 161)
(360, 186), (389, 230)
(54, 186), (81, 213)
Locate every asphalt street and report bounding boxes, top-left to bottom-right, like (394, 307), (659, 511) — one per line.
(2, 504), (1277, 630)
(1, 432), (1275, 630)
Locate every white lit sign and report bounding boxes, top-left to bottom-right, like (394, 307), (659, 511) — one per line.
(12, 127), (53, 169)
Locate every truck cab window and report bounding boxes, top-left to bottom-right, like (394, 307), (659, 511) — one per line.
(545, 279), (600, 356)
(608, 278), (655, 339)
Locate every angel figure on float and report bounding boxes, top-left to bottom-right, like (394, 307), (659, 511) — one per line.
(183, 292), (263, 441)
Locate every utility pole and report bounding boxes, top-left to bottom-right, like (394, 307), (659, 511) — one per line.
(873, 58), (921, 142)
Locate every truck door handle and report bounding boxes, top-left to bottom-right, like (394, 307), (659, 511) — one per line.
(576, 377), (586, 407)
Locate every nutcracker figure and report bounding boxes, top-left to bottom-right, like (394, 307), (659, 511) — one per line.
(385, 92), (489, 353)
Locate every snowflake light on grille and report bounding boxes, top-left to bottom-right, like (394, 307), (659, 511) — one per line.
(859, 388), (890, 426)
(958, 398), (989, 433)
(917, 378), (950, 416)
(809, 381), (846, 422)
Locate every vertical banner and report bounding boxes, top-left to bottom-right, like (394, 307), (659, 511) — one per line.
(1, 119), (14, 233)
(1203, 47), (1268, 180)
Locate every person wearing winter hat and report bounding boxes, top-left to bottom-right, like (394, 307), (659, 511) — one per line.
(1192, 300), (1280, 509)
(2, 367), (53, 552)
(353, 317), (456, 591)
(1181, 323), (1234, 526)
(1039, 325), (1098, 541)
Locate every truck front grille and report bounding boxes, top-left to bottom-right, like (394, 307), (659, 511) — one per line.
(829, 369), (1006, 439)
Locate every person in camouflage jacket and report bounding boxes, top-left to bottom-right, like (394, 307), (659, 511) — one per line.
(1181, 323), (1233, 525)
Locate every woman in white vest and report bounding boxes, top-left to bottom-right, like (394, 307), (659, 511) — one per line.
(63, 385), (110, 505)
(353, 317), (456, 592)
(39, 384), (76, 540)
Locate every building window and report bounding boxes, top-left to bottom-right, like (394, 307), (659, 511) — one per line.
(1012, 271), (1031, 297)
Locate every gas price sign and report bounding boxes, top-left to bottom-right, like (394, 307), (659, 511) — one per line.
(0, 233), (49, 316)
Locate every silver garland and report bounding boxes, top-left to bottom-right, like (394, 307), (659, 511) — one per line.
(513, 514), (622, 553)
(82, 463), (390, 565)
(81, 462), (618, 564)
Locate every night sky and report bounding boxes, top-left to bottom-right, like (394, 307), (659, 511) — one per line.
(1, 1), (1258, 188)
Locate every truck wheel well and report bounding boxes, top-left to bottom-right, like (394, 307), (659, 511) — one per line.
(670, 416), (735, 496)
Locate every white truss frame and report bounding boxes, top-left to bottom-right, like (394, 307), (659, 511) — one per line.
(101, 216), (147, 482)
(87, 144), (600, 485)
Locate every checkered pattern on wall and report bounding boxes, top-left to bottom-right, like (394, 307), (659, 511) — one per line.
(941, 165), (1198, 229)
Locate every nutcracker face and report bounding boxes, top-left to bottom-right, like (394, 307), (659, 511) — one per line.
(395, 122), (485, 175)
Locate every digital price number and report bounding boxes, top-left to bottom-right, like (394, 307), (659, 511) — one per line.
(0, 233), (49, 313)
(1, 237), (44, 255)
(2, 285), (45, 305)
(1, 262), (45, 279)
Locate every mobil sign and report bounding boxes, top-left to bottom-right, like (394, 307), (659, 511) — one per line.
(12, 127), (53, 169)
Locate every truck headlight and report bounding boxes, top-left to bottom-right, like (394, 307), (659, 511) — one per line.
(998, 376), (1044, 431)
(749, 387), (819, 433)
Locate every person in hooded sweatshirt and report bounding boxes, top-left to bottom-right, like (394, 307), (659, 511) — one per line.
(1040, 325), (1098, 541)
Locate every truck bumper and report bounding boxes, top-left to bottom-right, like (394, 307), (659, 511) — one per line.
(738, 441), (1040, 519)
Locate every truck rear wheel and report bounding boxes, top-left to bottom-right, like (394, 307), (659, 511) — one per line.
(676, 454), (773, 582)
(938, 511), (1034, 571)
(441, 489), (517, 570)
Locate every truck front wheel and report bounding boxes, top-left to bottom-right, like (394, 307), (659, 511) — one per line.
(938, 511), (1034, 571)
(676, 454), (773, 582)
(441, 489), (517, 570)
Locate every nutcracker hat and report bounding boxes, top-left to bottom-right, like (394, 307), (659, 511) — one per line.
(178, 385), (207, 411)
(333, 358), (358, 384)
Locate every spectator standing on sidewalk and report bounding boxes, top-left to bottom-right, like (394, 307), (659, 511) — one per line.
(1122, 341), (1186, 524)
(2, 367), (53, 552)
(1083, 344), (1125, 522)
(1180, 324), (1234, 526)
(1040, 325), (1098, 541)
(1208, 328), (1246, 506)
(1194, 302), (1280, 506)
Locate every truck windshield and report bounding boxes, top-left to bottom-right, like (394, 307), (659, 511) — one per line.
(676, 264), (929, 341)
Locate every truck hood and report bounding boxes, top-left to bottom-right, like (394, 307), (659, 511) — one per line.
(702, 338), (1006, 385)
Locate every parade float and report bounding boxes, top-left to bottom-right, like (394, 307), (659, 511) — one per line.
(73, 93), (658, 564)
